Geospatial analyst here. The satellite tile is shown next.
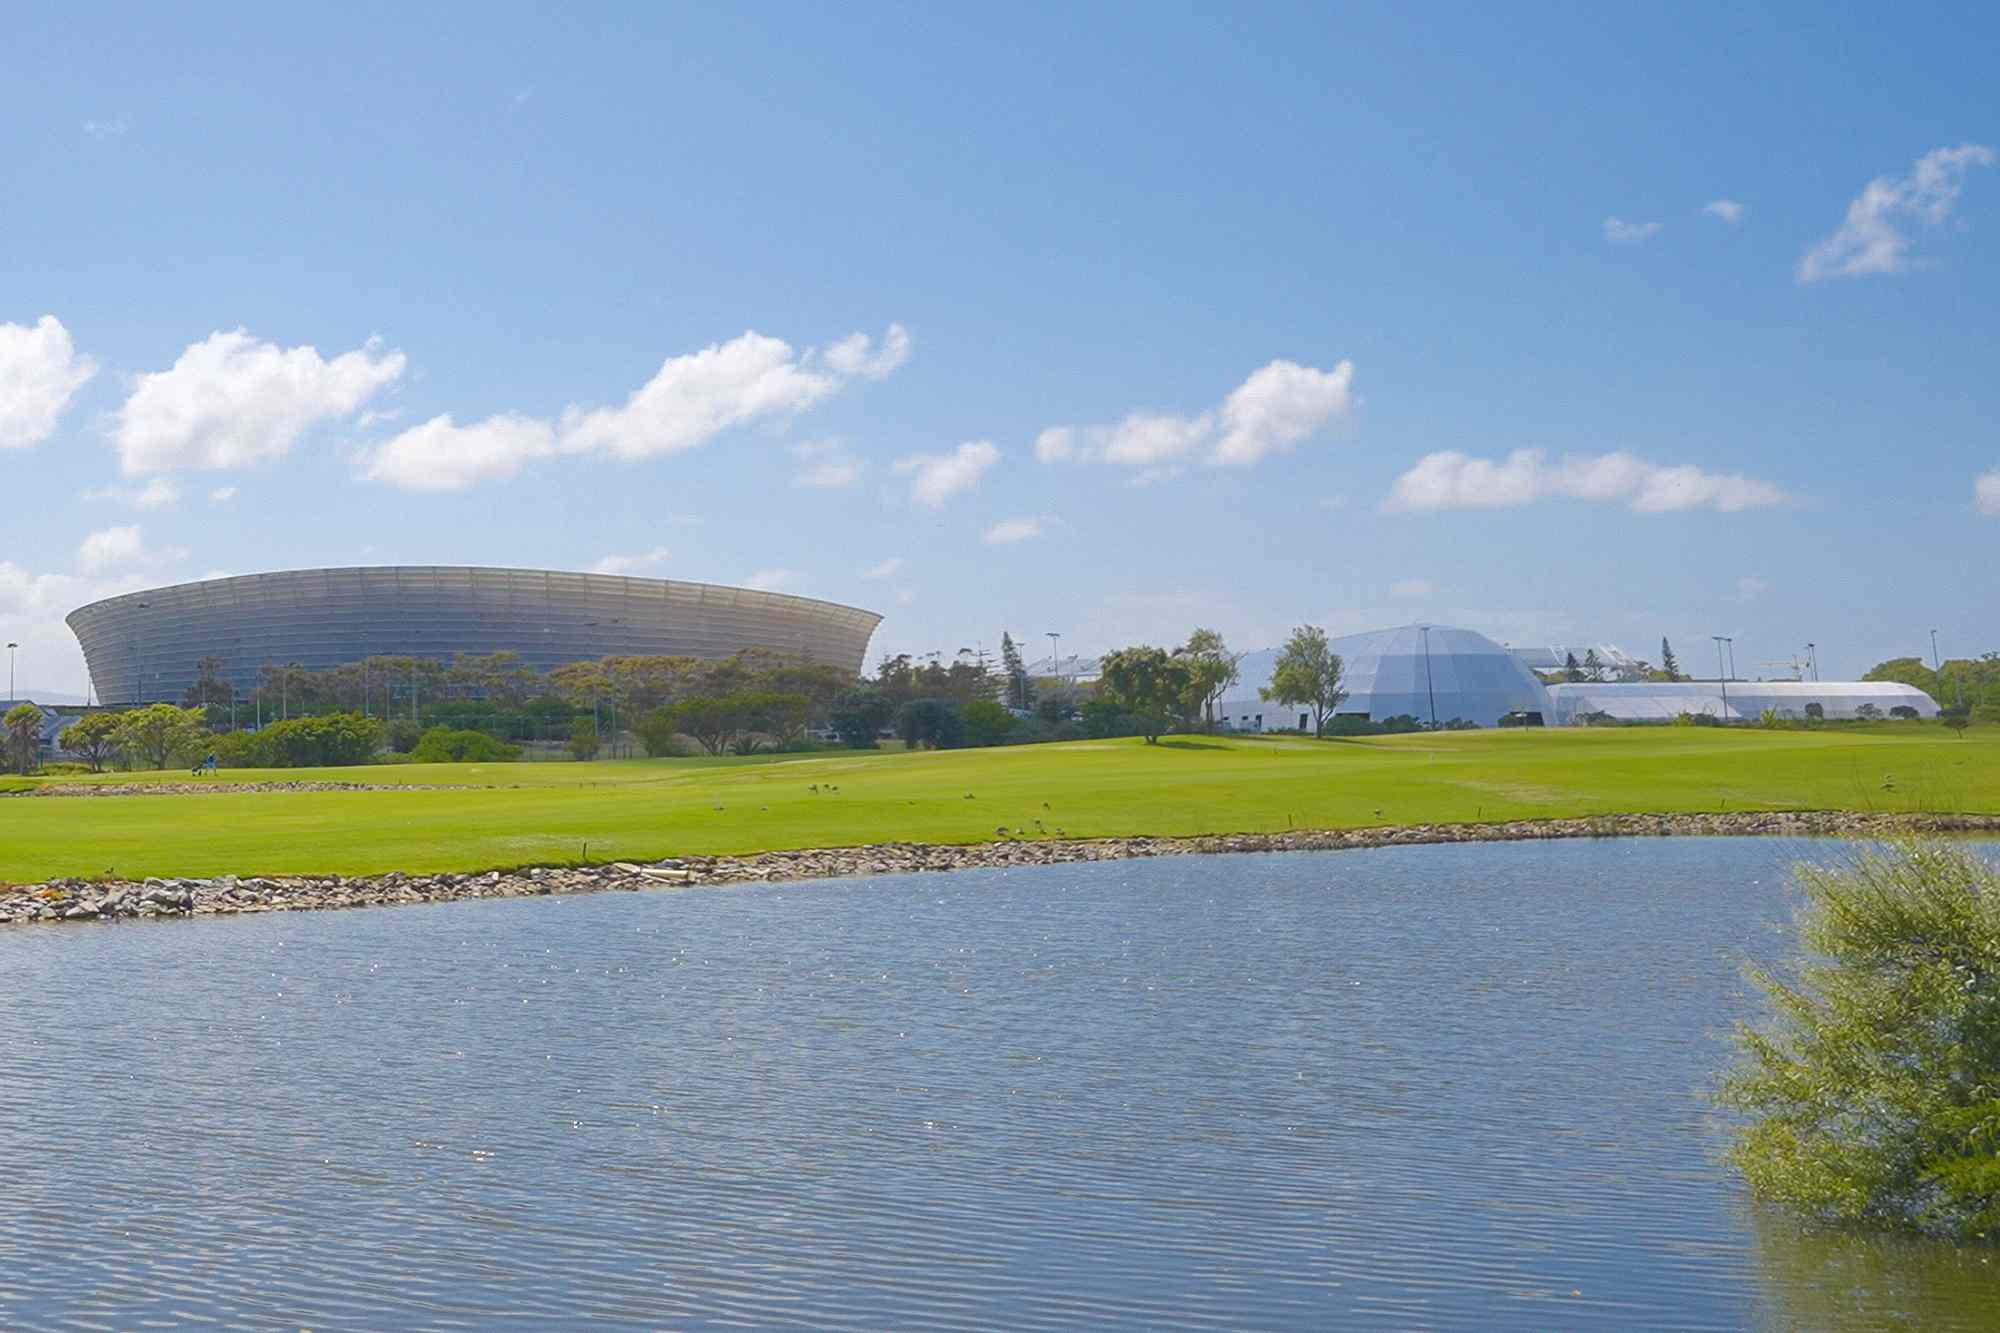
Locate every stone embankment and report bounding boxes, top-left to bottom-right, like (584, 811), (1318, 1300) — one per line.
(5, 810), (1998, 927)
(5, 781), (475, 798)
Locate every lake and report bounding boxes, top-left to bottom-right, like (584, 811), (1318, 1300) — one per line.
(1, 837), (1994, 1329)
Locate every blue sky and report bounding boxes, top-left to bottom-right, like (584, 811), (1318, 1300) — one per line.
(4, 3), (1997, 697)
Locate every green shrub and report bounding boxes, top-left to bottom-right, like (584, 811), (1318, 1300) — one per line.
(409, 727), (521, 763)
(385, 718), (424, 753)
(253, 712), (384, 766)
(895, 697), (965, 749)
(1719, 842), (2000, 1239)
(829, 686), (894, 749)
(961, 699), (1016, 747)
(567, 718), (600, 761)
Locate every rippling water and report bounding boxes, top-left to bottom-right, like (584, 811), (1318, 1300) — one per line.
(2, 837), (1995, 1329)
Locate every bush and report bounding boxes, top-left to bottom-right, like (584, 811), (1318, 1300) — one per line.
(895, 698), (965, 750)
(961, 699), (1016, 747)
(410, 727), (522, 763)
(1720, 843), (2000, 1239)
(1079, 698), (1142, 739)
(385, 718), (424, 753)
(634, 708), (681, 757)
(251, 712), (384, 767)
(567, 717), (600, 760)
(1891, 705), (1921, 721)
(829, 686), (894, 749)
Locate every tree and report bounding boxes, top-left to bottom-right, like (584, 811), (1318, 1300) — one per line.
(59, 712), (123, 772)
(1891, 705), (1920, 721)
(1563, 651), (1584, 683)
(1176, 627), (1241, 731)
(829, 686), (895, 749)
(1941, 701), (1972, 737)
(962, 698), (1016, 747)
(1582, 648), (1604, 683)
(4, 704), (41, 775)
(1260, 626), (1348, 739)
(659, 695), (747, 755)
(895, 697), (965, 749)
(1720, 842), (2000, 1239)
(1660, 637), (1681, 682)
(1097, 646), (1194, 743)
(111, 704), (208, 770)
(1855, 702), (1881, 721)
(740, 690), (812, 744)
(999, 632), (1032, 711)
(182, 656), (236, 714)
(567, 717), (601, 761)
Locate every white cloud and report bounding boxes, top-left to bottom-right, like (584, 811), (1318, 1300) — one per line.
(559, 325), (906, 461)
(0, 561), (153, 699)
(1390, 578), (1434, 598)
(1729, 576), (1770, 604)
(76, 524), (187, 574)
(819, 323), (911, 380)
(1702, 199), (1746, 224)
(209, 486), (239, 504)
(362, 412), (555, 491)
(1798, 143), (1995, 282)
(1214, 359), (1356, 465)
(1977, 469), (2000, 516)
(85, 478), (181, 510)
(1385, 449), (1788, 513)
(1036, 358), (1354, 474)
(0, 315), (97, 448)
(82, 117), (130, 140)
(864, 557), (904, 579)
(116, 329), (405, 474)
(744, 568), (796, 591)
(591, 546), (673, 576)
(984, 516), (1045, 544)
(1604, 217), (1663, 243)
(790, 438), (864, 488)
(893, 440), (999, 506)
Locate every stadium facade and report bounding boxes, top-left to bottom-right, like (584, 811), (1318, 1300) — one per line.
(66, 567), (883, 706)
(1217, 624), (1939, 731)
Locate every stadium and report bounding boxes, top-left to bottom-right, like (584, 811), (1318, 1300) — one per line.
(66, 567), (883, 706)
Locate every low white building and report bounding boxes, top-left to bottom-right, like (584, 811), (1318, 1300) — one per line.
(1546, 679), (1938, 724)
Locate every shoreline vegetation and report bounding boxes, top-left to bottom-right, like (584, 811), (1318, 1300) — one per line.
(7, 809), (2000, 928)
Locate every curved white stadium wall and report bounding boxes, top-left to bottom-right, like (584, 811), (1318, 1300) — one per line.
(66, 566), (882, 706)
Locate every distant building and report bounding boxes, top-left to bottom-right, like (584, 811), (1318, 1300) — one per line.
(1213, 624), (1941, 731)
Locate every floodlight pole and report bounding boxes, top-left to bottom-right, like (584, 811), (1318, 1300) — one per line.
(6, 642), (15, 702)
(1805, 642), (1818, 682)
(1046, 631), (1062, 683)
(1418, 624), (1438, 730)
(1713, 635), (1732, 719)
(1931, 628), (1941, 672)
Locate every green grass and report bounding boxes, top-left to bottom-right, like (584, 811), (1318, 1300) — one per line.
(4, 727), (1996, 883)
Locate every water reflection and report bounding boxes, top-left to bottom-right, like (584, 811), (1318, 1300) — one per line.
(1747, 1207), (2000, 1330)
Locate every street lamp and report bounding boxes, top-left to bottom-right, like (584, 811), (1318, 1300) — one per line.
(1931, 628), (1942, 672)
(1046, 631), (1062, 683)
(6, 642), (15, 702)
(1417, 625), (1438, 730)
(1713, 635), (1733, 720)
(1804, 642), (1818, 682)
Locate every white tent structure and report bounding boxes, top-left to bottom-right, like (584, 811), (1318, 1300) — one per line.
(1218, 625), (1550, 731)
(1547, 679), (1938, 724)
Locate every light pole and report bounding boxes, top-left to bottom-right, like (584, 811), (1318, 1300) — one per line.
(132, 600), (151, 704)
(1046, 632), (1062, 684)
(1713, 635), (1733, 720)
(1805, 643), (1819, 682)
(6, 642), (15, 702)
(1418, 624), (1438, 730)
(1931, 628), (1942, 672)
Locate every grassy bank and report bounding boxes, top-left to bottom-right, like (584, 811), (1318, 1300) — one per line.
(4, 727), (1996, 883)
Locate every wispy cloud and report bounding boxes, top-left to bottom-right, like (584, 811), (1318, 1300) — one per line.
(1604, 217), (1663, 243)
(790, 438), (864, 488)
(591, 546), (673, 576)
(1390, 578), (1433, 598)
(892, 440), (999, 506)
(864, 557), (904, 579)
(1702, 199), (1746, 224)
(1729, 576), (1770, 604)
(1386, 449), (1788, 514)
(983, 516), (1046, 544)
(744, 568), (796, 591)
(1977, 468), (2000, 516)
(1799, 143), (1995, 282)
(209, 486), (239, 504)
(81, 117), (130, 140)
(84, 478), (181, 510)
(76, 524), (187, 574)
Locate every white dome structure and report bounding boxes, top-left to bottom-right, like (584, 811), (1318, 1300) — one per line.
(1220, 625), (1552, 730)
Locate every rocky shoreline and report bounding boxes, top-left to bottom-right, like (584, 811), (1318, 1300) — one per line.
(5, 809), (1998, 928)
